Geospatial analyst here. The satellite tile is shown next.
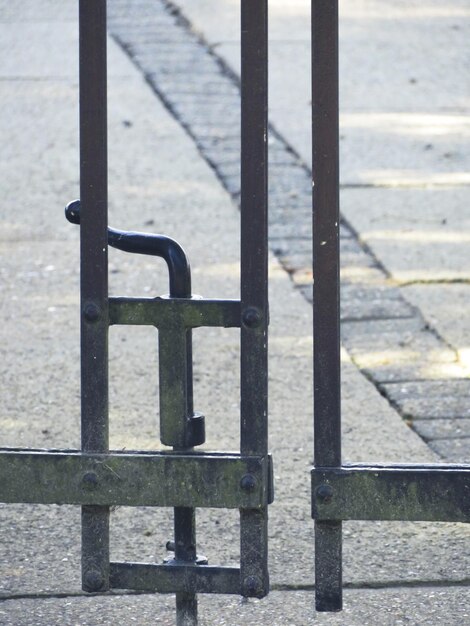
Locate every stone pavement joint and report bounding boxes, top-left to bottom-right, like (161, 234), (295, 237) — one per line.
(108, 0), (470, 462)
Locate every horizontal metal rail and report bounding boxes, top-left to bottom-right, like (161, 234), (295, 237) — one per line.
(0, 449), (273, 509)
(109, 297), (241, 328)
(110, 562), (241, 595)
(312, 464), (470, 522)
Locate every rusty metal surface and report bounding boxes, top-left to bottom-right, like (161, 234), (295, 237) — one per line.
(0, 449), (272, 508)
(109, 562), (241, 595)
(312, 464), (470, 523)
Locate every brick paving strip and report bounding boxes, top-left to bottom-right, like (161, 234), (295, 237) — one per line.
(108, 0), (470, 462)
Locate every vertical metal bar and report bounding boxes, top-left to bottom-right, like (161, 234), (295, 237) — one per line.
(171, 327), (198, 624)
(240, 0), (269, 599)
(159, 320), (188, 447)
(79, 0), (110, 593)
(174, 507), (198, 626)
(312, 0), (342, 612)
(159, 279), (198, 622)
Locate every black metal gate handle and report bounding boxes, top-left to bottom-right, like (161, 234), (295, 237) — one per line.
(65, 199), (191, 298)
(65, 198), (204, 449)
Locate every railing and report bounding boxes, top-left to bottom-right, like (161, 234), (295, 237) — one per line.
(0, 2), (271, 625)
(310, 0), (470, 613)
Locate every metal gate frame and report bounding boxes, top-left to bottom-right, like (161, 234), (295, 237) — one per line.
(310, 0), (470, 612)
(3, 0), (468, 621)
(0, 1), (271, 625)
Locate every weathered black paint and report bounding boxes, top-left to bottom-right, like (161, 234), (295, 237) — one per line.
(311, 0), (342, 612)
(0, 0), (274, 620)
(78, 0), (110, 594)
(310, 0), (470, 615)
(0, 449), (272, 508)
(240, 0), (270, 600)
(312, 465), (470, 522)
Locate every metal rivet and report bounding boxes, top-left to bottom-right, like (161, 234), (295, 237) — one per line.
(242, 307), (261, 328)
(243, 575), (261, 596)
(83, 302), (100, 322)
(240, 474), (257, 492)
(82, 471), (99, 488)
(83, 569), (104, 592)
(316, 484), (333, 503)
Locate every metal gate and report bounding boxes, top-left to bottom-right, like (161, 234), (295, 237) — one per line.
(2, 0), (469, 623)
(310, 0), (470, 613)
(0, 1), (271, 625)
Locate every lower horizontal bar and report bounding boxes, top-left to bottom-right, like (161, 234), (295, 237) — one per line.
(0, 448), (271, 509)
(109, 297), (241, 329)
(312, 464), (470, 522)
(110, 562), (240, 595)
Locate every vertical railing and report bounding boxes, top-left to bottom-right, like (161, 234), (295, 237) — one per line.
(240, 0), (269, 599)
(76, 0), (270, 618)
(79, 0), (110, 593)
(312, 0), (342, 612)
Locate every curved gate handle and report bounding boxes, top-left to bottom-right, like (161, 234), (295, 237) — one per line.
(65, 199), (191, 299)
(65, 198), (204, 449)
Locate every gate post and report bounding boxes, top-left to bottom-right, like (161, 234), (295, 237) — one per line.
(78, 0), (110, 593)
(311, 0), (342, 612)
(240, 0), (270, 598)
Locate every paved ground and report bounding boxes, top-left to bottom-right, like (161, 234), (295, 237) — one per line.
(107, 0), (470, 462)
(0, 0), (469, 625)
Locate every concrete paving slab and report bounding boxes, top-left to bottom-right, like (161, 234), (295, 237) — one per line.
(2, 587), (470, 626)
(428, 437), (470, 462)
(1, 500), (469, 595)
(0, 20), (137, 80)
(0, 79), (79, 242)
(382, 380), (470, 419)
(380, 378), (470, 453)
(107, 0), (468, 401)
(175, 0), (470, 185)
(341, 187), (470, 283)
(403, 284), (470, 364)
(341, 316), (465, 383)
(148, 0), (470, 469)
(177, 0), (470, 113)
(0, 0), (76, 22)
(413, 418), (470, 440)
(338, 111), (470, 187)
(301, 282), (415, 322)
